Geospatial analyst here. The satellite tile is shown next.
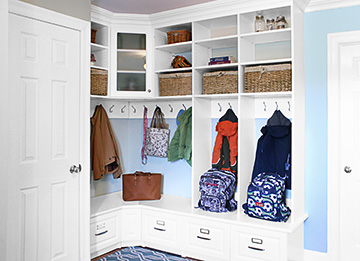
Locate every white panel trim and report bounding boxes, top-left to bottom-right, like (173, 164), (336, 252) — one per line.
(306, 0), (360, 12)
(8, 1), (91, 260)
(0, 0), (8, 259)
(327, 30), (360, 261)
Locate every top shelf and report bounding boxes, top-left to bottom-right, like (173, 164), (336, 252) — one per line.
(240, 28), (291, 44)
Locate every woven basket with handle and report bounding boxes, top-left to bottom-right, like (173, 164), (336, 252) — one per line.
(167, 29), (191, 44)
(244, 63), (292, 93)
(91, 68), (108, 96)
(159, 73), (192, 96)
(203, 71), (238, 94)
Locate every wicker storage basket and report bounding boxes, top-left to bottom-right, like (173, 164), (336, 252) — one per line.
(91, 68), (108, 96)
(244, 63), (292, 93)
(91, 29), (97, 44)
(159, 73), (192, 96)
(203, 71), (238, 94)
(167, 29), (191, 44)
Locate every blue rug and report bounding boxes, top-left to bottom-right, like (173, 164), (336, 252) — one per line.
(97, 246), (191, 261)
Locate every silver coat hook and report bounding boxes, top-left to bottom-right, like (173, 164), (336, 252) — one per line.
(109, 105), (114, 113)
(263, 102), (266, 111)
(182, 104), (186, 110)
(288, 101), (291, 111)
(218, 103), (222, 112)
(228, 102), (232, 109)
(169, 104), (173, 113)
(121, 105), (126, 113)
(275, 101), (279, 110)
(131, 105), (136, 113)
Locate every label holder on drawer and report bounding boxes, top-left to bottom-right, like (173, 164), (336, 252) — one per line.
(156, 220), (165, 226)
(200, 228), (210, 235)
(251, 238), (263, 245)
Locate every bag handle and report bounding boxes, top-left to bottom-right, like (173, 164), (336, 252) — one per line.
(141, 107), (148, 165)
(150, 106), (167, 129)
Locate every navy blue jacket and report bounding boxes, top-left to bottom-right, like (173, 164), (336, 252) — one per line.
(251, 110), (291, 189)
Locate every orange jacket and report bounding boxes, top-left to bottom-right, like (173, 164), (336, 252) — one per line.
(212, 109), (238, 174)
(91, 105), (122, 180)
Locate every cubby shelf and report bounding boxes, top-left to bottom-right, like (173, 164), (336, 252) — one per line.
(194, 35), (238, 48)
(241, 58), (292, 66)
(240, 28), (291, 44)
(155, 67), (192, 74)
(194, 63), (238, 71)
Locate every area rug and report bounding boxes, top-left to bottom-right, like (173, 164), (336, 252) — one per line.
(95, 246), (191, 261)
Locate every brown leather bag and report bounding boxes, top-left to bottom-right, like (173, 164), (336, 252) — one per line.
(122, 171), (162, 201)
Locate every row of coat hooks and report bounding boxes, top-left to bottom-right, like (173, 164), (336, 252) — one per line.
(107, 103), (188, 114)
(263, 101), (291, 112)
(106, 101), (291, 114)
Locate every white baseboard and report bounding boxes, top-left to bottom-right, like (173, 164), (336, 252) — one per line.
(304, 249), (329, 261)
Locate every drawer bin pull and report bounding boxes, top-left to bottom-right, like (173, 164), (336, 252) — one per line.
(200, 228), (210, 235)
(156, 220), (165, 226)
(95, 230), (108, 236)
(154, 227), (166, 232)
(251, 238), (263, 244)
(197, 236), (211, 241)
(248, 246), (265, 251)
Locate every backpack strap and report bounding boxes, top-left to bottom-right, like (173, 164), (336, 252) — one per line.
(141, 106), (148, 165)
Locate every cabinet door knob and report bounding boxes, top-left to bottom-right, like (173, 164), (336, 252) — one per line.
(344, 166), (352, 174)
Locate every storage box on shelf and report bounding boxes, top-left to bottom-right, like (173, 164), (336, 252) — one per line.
(91, 68), (108, 96)
(244, 63), (292, 93)
(167, 29), (191, 44)
(203, 71), (238, 94)
(159, 72), (192, 96)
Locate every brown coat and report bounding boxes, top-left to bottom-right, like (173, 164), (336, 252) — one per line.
(91, 105), (122, 180)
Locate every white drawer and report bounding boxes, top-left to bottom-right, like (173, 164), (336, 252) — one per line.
(183, 217), (230, 261)
(142, 209), (182, 253)
(90, 210), (121, 254)
(231, 226), (286, 261)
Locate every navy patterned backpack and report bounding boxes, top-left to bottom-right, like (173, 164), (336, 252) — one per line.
(242, 172), (291, 222)
(198, 168), (237, 213)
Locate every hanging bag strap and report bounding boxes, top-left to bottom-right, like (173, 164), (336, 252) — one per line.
(141, 106), (148, 165)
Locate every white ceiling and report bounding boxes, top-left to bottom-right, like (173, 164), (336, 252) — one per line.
(91, 0), (218, 14)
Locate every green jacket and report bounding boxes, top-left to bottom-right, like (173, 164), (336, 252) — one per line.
(167, 107), (192, 166)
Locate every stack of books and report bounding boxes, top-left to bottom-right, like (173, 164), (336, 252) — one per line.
(208, 56), (237, 65)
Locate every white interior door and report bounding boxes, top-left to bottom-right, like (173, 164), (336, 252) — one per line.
(339, 40), (360, 260)
(7, 13), (81, 261)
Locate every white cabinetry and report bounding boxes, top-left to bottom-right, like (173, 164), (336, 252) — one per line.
(90, 210), (121, 258)
(142, 209), (183, 255)
(121, 207), (142, 246)
(183, 216), (231, 261)
(90, 0), (306, 260)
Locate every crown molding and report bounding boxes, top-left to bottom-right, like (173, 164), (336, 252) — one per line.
(149, 0), (291, 28)
(306, 0), (360, 12)
(91, 5), (151, 26)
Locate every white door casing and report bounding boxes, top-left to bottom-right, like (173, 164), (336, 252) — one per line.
(328, 30), (360, 261)
(7, 13), (81, 261)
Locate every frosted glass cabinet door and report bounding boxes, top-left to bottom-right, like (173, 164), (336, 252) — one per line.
(116, 32), (147, 93)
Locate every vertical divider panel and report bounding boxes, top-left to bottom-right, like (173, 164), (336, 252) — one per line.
(192, 97), (212, 208)
(238, 96), (256, 208)
(290, 2), (305, 222)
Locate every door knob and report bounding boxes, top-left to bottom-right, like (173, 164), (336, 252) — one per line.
(344, 166), (352, 174)
(70, 164), (82, 174)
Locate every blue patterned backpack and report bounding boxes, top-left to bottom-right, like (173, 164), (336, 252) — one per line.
(198, 169), (237, 213)
(242, 172), (291, 222)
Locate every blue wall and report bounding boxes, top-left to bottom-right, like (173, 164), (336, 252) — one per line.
(304, 5), (360, 253)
